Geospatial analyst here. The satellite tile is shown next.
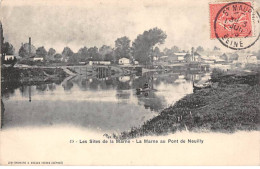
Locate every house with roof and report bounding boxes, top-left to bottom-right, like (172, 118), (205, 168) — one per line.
(221, 53), (239, 62)
(118, 57), (130, 65)
(33, 56), (44, 62)
(185, 52), (201, 62)
(174, 53), (187, 62)
(234, 54), (258, 64)
(4, 55), (16, 61)
(197, 50), (223, 63)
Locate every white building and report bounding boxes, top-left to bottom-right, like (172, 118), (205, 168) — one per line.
(89, 61), (111, 65)
(118, 57), (130, 65)
(33, 57), (44, 61)
(235, 54), (258, 64)
(153, 56), (159, 61)
(4, 55), (15, 60)
(159, 55), (168, 60)
(174, 53), (187, 62)
(79, 62), (86, 65)
(99, 61), (111, 65)
(119, 76), (131, 82)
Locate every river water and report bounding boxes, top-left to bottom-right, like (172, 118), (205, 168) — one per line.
(1, 69), (259, 166)
(1, 69), (210, 133)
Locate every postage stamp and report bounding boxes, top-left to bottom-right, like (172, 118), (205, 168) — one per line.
(210, 1), (260, 50)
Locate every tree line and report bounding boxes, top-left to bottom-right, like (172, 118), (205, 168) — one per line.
(3, 27), (259, 65)
(15, 27), (169, 65)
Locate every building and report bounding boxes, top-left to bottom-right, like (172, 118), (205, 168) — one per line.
(89, 61), (111, 65)
(153, 56), (159, 61)
(193, 52), (201, 62)
(119, 76), (131, 82)
(33, 56), (44, 61)
(79, 62), (86, 65)
(221, 53), (239, 62)
(118, 57), (130, 65)
(159, 55), (168, 60)
(185, 52), (201, 62)
(235, 54), (258, 64)
(99, 61), (111, 65)
(174, 53), (187, 62)
(197, 50), (223, 63)
(4, 55), (15, 60)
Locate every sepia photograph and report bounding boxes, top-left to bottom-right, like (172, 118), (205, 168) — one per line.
(0, 0), (259, 166)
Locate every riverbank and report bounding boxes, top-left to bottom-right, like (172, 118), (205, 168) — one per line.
(1, 67), (69, 95)
(120, 68), (260, 139)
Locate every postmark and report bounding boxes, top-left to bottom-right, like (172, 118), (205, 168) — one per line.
(210, 1), (260, 50)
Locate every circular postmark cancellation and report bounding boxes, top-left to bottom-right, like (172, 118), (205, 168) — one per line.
(213, 1), (260, 50)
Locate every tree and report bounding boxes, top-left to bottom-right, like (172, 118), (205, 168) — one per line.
(36, 46), (47, 58)
(99, 45), (113, 60)
(132, 27), (167, 64)
(62, 47), (74, 57)
(18, 43), (36, 58)
(104, 53), (114, 62)
(171, 46), (180, 53)
(48, 48), (56, 56)
(114, 36), (131, 61)
(54, 53), (62, 60)
(163, 48), (171, 56)
(2, 42), (15, 55)
(68, 53), (80, 64)
(77, 46), (89, 61)
(88, 47), (102, 61)
(45, 48), (56, 61)
(196, 46), (204, 52)
(152, 47), (160, 56)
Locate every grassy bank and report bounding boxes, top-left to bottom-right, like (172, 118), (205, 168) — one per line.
(1, 67), (68, 82)
(119, 68), (260, 139)
(1, 67), (68, 95)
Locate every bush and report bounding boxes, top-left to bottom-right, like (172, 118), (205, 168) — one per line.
(211, 68), (225, 82)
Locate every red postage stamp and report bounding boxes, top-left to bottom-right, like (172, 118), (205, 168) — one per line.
(209, 1), (259, 50)
(210, 1), (253, 39)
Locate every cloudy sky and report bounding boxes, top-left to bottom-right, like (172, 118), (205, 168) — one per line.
(0, 0), (259, 53)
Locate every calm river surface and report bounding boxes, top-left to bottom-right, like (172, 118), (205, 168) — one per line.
(1, 69), (210, 133)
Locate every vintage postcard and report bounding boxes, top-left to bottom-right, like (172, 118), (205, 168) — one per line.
(0, 0), (259, 166)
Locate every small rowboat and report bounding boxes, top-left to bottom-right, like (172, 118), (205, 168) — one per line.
(193, 81), (212, 91)
(136, 87), (157, 95)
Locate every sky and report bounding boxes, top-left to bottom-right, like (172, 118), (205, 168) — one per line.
(0, 0), (259, 53)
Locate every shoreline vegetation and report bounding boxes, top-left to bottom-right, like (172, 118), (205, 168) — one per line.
(118, 67), (260, 139)
(1, 67), (68, 95)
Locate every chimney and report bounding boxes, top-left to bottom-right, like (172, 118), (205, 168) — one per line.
(191, 47), (194, 62)
(29, 37), (31, 57)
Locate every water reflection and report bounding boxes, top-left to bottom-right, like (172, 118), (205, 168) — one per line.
(1, 69), (210, 132)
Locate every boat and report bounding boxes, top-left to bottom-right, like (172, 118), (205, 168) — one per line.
(136, 87), (157, 96)
(136, 87), (151, 93)
(193, 81), (212, 91)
